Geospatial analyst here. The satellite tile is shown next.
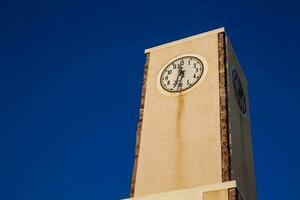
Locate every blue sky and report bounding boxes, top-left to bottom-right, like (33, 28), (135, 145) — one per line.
(0, 0), (299, 199)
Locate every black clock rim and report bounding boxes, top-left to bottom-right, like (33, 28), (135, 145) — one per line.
(160, 56), (204, 93)
(232, 69), (247, 114)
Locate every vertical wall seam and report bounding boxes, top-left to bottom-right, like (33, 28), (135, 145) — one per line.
(218, 32), (231, 182)
(228, 188), (237, 200)
(130, 52), (150, 197)
(220, 33), (237, 200)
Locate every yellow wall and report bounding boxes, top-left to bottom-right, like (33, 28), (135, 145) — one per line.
(129, 28), (256, 200)
(202, 189), (228, 200)
(134, 30), (223, 196)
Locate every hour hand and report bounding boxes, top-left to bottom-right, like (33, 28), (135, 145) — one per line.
(177, 70), (185, 89)
(173, 69), (181, 88)
(173, 80), (178, 88)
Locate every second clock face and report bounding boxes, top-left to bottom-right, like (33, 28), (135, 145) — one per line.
(232, 69), (246, 114)
(160, 56), (204, 93)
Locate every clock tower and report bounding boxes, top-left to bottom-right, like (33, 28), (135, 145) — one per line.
(124, 28), (256, 200)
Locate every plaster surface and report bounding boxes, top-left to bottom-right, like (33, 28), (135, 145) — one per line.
(134, 30), (224, 196)
(226, 38), (257, 200)
(130, 29), (256, 200)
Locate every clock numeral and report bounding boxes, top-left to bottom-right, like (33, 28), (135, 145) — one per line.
(173, 80), (178, 88)
(160, 56), (204, 92)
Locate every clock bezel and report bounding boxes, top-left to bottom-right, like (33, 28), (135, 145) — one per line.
(156, 53), (208, 96)
(231, 68), (247, 115)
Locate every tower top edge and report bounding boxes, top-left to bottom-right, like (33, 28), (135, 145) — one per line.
(144, 27), (225, 53)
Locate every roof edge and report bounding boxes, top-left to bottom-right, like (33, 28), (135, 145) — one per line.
(145, 27), (225, 53)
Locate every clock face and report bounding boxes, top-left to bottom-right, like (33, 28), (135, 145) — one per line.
(160, 56), (204, 93)
(232, 69), (246, 114)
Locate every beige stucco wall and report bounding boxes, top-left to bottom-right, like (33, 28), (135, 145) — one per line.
(226, 38), (257, 200)
(125, 181), (235, 200)
(134, 30), (223, 196)
(202, 189), (228, 200)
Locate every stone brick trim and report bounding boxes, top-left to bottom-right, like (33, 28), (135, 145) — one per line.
(228, 188), (237, 200)
(218, 32), (231, 182)
(130, 53), (150, 197)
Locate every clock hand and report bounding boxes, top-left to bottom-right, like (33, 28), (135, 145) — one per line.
(177, 70), (185, 90)
(173, 64), (183, 88)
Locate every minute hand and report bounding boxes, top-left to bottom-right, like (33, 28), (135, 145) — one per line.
(173, 64), (182, 89)
(177, 69), (185, 90)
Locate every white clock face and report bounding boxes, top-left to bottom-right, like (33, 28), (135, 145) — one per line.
(160, 56), (204, 93)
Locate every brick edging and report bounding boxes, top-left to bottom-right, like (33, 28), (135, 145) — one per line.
(130, 53), (150, 197)
(218, 32), (231, 182)
(228, 188), (237, 200)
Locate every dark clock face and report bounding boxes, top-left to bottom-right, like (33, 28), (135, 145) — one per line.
(160, 56), (204, 93)
(232, 69), (246, 114)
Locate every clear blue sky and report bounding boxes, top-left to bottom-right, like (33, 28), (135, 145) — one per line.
(0, 0), (299, 199)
